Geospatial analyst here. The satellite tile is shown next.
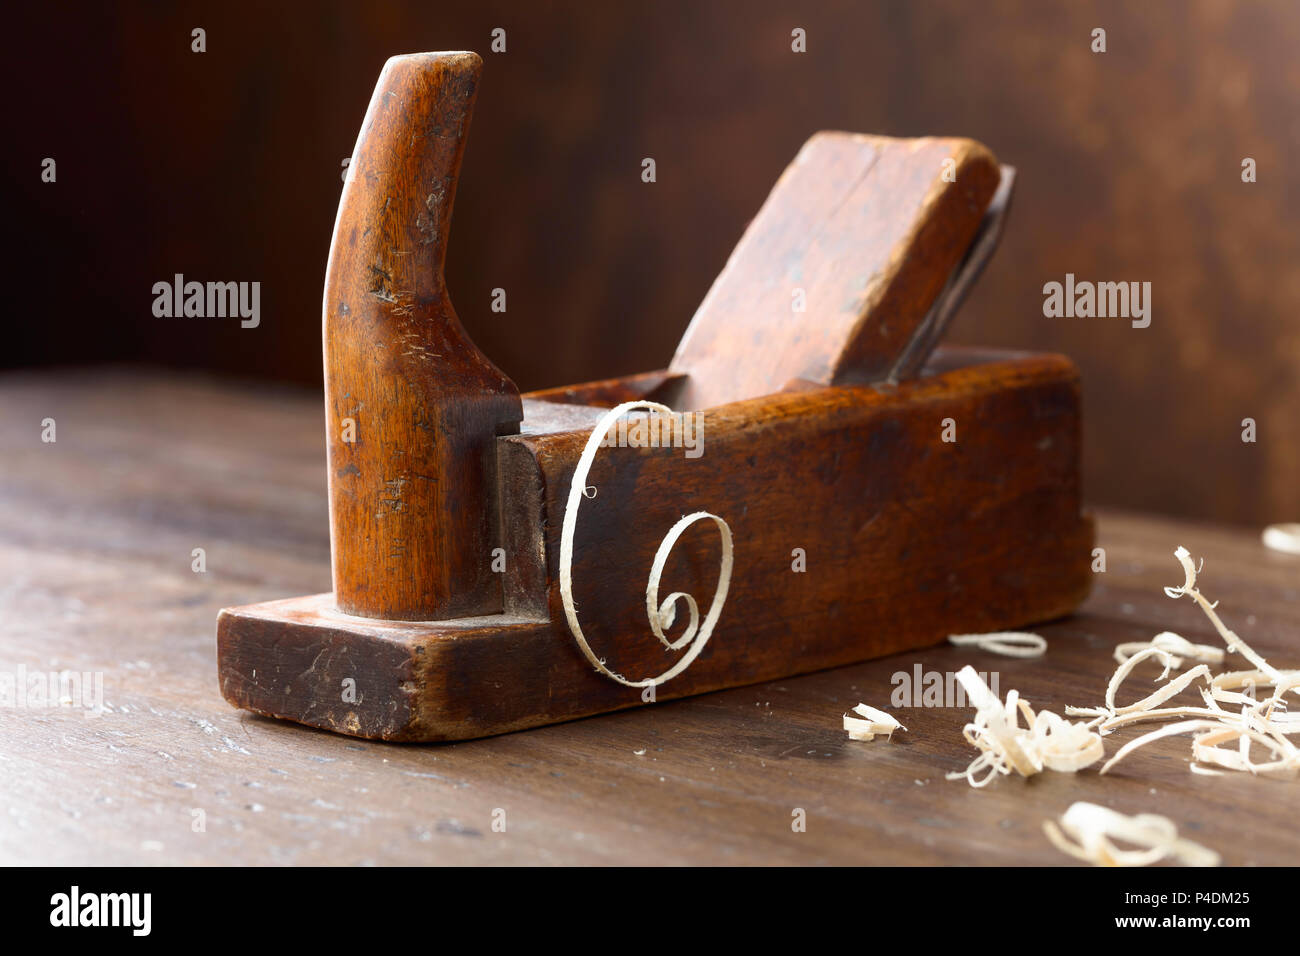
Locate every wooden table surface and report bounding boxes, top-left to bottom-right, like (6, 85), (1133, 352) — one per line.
(1, 368), (1296, 866)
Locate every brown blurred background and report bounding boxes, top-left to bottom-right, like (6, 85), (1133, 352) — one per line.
(6, 0), (1298, 527)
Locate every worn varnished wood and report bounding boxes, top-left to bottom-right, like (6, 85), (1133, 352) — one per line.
(219, 348), (1093, 741)
(3, 369), (1298, 864)
(522, 369), (686, 408)
(225, 56), (1081, 741)
(324, 52), (521, 622)
(668, 134), (1002, 410)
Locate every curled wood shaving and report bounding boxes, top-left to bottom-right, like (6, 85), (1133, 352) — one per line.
(945, 666), (1103, 787)
(1165, 547), (1289, 686)
(1067, 650), (1212, 724)
(1043, 802), (1220, 867)
(1208, 671), (1300, 730)
(843, 703), (906, 741)
(1262, 523), (1300, 555)
(1113, 631), (1224, 669)
(948, 631), (1047, 658)
(1072, 548), (1300, 779)
(558, 401), (733, 688)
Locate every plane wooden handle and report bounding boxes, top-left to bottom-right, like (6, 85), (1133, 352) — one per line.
(324, 51), (521, 621)
(669, 133), (1002, 409)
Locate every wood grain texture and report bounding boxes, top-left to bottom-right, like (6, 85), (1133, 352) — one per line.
(219, 348), (1093, 741)
(285, 60), (1055, 742)
(522, 369), (685, 409)
(324, 52), (522, 622)
(670, 134), (1000, 409)
(2, 370), (1297, 865)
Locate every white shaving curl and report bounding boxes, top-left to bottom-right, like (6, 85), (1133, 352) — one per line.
(1113, 631), (1224, 669)
(1043, 802), (1220, 867)
(1262, 523), (1300, 555)
(559, 401), (733, 688)
(948, 632), (1047, 658)
(843, 703), (906, 741)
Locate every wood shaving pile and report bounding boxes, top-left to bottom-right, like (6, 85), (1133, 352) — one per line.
(1066, 547), (1300, 779)
(843, 703), (906, 741)
(1043, 802), (1221, 867)
(943, 665), (1103, 787)
(840, 546), (1294, 865)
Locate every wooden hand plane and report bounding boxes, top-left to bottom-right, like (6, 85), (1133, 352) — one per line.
(217, 51), (1093, 741)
